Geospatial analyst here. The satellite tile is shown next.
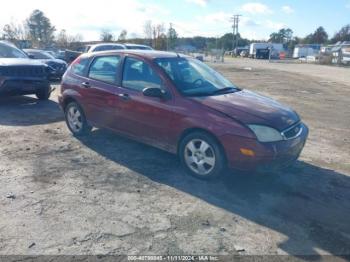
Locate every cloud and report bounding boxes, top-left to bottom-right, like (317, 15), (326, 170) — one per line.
(266, 20), (286, 30)
(241, 17), (261, 27)
(282, 5), (294, 14)
(241, 2), (272, 15)
(0, 0), (171, 41)
(199, 12), (231, 23)
(185, 0), (208, 7)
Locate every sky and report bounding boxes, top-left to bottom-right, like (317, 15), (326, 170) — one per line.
(0, 0), (349, 41)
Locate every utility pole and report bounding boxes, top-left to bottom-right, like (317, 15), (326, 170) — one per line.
(230, 15), (241, 56)
(167, 23), (172, 51)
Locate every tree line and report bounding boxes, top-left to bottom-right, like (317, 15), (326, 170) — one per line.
(1, 9), (349, 51)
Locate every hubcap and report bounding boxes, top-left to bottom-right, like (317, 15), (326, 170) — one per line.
(184, 139), (216, 176)
(67, 106), (83, 133)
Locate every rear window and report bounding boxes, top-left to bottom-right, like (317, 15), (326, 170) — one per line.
(94, 45), (124, 52)
(88, 56), (121, 84)
(71, 57), (89, 76)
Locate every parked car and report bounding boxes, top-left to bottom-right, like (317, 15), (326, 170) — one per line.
(124, 43), (153, 50)
(24, 49), (67, 79)
(59, 50), (308, 179)
(0, 41), (51, 100)
(85, 43), (126, 53)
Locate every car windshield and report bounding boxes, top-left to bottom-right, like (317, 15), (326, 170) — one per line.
(0, 43), (28, 58)
(29, 51), (55, 59)
(155, 57), (239, 96)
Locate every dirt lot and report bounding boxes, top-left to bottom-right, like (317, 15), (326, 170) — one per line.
(0, 58), (349, 257)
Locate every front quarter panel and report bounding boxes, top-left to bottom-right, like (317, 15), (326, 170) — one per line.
(169, 98), (255, 151)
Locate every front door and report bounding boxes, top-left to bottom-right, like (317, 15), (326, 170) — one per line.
(114, 56), (175, 150)
(82, 55), (122, 128)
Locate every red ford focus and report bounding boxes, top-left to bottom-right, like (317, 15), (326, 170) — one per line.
(58, 50), (308, 179)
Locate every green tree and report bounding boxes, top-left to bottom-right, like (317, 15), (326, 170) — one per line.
(219, 33), (250, 50)
(118, 30), (127, 41)
(269, 28), (293, 43)
(26, 9), (56, 47)
(167, 24), (178, 50)
(331, 24), (350, 43)
(312, 27), (328, 44)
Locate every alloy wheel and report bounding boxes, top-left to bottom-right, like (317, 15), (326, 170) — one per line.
(67, 106), (83, 133)
(184, 139), (216, 176)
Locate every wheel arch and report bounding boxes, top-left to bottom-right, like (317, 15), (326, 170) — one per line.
(177, 127), (227, 162)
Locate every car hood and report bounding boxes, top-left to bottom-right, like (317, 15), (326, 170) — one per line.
(38, 59), (67, 65)
(0, 58), (47, 67)
(192, 90), (300, 131)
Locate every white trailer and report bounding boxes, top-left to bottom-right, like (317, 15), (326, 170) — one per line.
(293, 45), (321, 59)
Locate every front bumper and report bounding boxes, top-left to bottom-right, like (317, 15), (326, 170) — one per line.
(0, 77), (50, 96)
(48, 69), (66, 79)
(221, 122), (309, 171)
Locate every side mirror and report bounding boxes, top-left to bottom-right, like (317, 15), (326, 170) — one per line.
(28, 54), (35, 59)
(142, 87), (166, 98)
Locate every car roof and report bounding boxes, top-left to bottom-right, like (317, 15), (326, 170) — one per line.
(23, 49), (45, 52)
(124, 43), (149, 47)
(90, 43), (125, 48)
(83, 50), (189, 60)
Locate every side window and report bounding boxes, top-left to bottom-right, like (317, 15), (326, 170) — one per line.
(122, 57), (161, 91)
(71, 57), (89, 76)
(88, 56), (121, 84)
(157, 61), (174, 80)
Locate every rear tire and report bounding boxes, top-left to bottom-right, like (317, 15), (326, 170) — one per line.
(36, 85), (51, 100)
(179, 131), (226, 180)
(65, 102), (92, 136)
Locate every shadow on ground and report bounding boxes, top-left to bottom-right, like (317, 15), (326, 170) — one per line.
(77, 128), (350, 257)
(0, 95), (63, 126)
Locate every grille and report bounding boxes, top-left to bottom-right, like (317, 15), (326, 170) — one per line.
(1, 66), (46, 78)
(282, 122), (302, 139)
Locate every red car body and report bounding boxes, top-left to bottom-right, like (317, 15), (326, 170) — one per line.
(58, 50), (308, 171)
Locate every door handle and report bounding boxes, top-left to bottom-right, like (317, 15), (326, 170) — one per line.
(118, 93), (131, 101)
(81, 82), (90, 88)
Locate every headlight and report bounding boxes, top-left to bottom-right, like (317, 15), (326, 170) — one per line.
(248, 125), (283, 142)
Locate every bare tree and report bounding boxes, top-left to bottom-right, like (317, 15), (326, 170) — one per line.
(2, 22), (26, 42)
(56, 29), (83, 49)
(100, 29), (114, 42)
(144, 20), (153, 39)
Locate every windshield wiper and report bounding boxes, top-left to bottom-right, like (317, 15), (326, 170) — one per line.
(185, 87), (240, 97)
(186, 92), (213, 97)
(212, 87), (238, 95)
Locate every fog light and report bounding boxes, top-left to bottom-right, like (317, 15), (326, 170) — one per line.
(240, 148), (255, 157)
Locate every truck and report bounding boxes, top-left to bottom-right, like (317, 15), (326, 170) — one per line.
(249, 43), (284, 59)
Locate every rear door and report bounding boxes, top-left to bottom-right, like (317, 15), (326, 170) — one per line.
(82, 55), (122, 128)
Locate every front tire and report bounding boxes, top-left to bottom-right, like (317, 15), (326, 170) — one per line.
(65, 102), (92, 136)
(179, 131), (226, 180)
(36, 85), (51, 100)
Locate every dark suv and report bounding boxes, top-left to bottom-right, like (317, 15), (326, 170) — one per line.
(0, 41), (51, 100)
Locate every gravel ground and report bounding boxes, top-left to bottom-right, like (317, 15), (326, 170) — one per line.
(0, 59), (349, 257)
